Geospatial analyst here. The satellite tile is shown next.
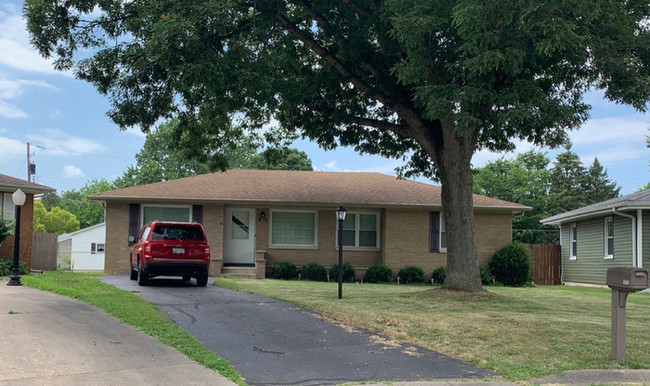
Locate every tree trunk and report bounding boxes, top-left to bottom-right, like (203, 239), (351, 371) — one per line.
(436, 122), (483, 292)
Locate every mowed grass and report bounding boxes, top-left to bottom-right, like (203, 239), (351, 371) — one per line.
(22, 272), (244, 385)
(214, 278), (650, 381)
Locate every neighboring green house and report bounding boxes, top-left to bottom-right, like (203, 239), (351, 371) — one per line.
(541, 190), (650, 285)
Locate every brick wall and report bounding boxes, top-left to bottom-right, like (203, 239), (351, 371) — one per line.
(0, 194), (35, 269)
(104, 203), (130, 274)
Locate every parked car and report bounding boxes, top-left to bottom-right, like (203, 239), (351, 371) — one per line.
(129, 221), (210, 286)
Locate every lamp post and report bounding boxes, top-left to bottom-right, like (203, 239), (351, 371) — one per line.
(7, 189), (26, 286)
(336, 205), (346, 299)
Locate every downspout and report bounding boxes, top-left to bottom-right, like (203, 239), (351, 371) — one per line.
(612, 208), (636, 267)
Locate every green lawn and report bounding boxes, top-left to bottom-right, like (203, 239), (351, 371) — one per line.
(213, 278), (650, 381)
(22, 272), (244, 386)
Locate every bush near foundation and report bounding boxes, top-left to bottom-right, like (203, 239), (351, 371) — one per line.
(398, 265), (426, 284)
(0, 258), (28, 276)
(363, 265), (393, 283)
(272, 261), (298, 280)
(329, 262), (355, 282)
(301, 263), (327, 281)
(431, 267), (446, 285)
(489, 242), (532, 287)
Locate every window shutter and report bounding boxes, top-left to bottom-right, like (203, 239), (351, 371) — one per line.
(192, 205), (203, 224)
(128, 204), (140, 246)
(430, 212), (440, 252)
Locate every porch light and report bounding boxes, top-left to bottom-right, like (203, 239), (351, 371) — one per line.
(336, 205), (346, 299)
(7, 189), (26, 286)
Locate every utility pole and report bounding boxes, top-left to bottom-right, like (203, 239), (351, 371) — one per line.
(27, 142), (31, 182)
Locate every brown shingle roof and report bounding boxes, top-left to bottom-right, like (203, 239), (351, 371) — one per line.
(89, 169), (529, 211)
(0, 174), (55, 194)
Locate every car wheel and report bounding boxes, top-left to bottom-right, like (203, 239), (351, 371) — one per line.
(129, 261), (138, 280)
(137, 262), (148, 286)
(196, 272), (208, 287)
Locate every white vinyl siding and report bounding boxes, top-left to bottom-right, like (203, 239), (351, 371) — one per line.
(270, 210), (317, 247)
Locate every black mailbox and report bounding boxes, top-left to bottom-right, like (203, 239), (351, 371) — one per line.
(606, 267), (648, 292)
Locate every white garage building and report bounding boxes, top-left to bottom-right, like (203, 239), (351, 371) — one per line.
(57, 222), (106, 271)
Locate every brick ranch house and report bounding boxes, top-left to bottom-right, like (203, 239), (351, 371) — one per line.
(89, 169), (529, 279)
(0, 174), (55, 268)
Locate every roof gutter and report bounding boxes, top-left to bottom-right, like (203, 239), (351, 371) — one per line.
(612, 208), (637, 267)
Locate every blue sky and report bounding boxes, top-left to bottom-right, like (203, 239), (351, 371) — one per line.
(0, 1), (648, 195)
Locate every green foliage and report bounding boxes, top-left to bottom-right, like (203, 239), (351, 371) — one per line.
(398, 266), (426, 284)
(363, 265), (393, 284)
(489, 242), (532, 287)
(430, 267), (446, 285)
(33, 201), (80, 235)
(272, 261), (298, 280)
(44, 179), (113, 229)
(480, 266), (495, 285)
(300, 263), (327, 282)
(0, 258), (28, 276)
(329, 262), (356, 283)
(0, 218), (13, 246)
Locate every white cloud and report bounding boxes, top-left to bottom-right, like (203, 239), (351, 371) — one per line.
(0, 78), (56, 99)
(0, 136), (25, 162)
(571, 115), (649, 145)
(49, 110), (63, 120)
(0, 4), (68, 76)
(0, 99), (26, 118)
(62, 165), (84, 178)
(25, 128), (107, 156)
(323, 160), (338, 170)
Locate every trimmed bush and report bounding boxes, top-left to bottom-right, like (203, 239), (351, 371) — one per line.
(398, 265), (426, 284)
(363, 264), (392, 283)
(0, 258), (28, 277)
(480, 266), (495, 285)
(271, 261), (298, 280)
(430, 267), (446, 285)
(329, 262), (355, 282)
(489, 242), (532, 287)
(301, 263), (327, 281)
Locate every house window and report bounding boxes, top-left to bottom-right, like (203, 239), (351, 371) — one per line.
(1, 193), (15, 221)
(91, 243), (96, 254)
(570, 223), (577, 260)
(97, 244), (105, 253)
(337, 212), (380, 249)
(270, 210), (317, 247)
(430, 212), (447, 252)
(142, 205), (191, 225)
(604, 217), (614, 259)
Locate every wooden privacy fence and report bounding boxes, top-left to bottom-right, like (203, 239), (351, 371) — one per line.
(32, 232), (57, 271)
(528, 244), (561, 285)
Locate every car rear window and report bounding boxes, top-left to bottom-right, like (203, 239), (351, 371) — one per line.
(151, 225), (205, 241)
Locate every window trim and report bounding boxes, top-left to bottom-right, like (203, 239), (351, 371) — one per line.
(269, 209), (318, 249)
(140, 204), (192, 227)
(604, 217), (614, 260)
(569, 223), (577, 261)
(336, 211), (380, 250)
(430, 211), (447, 253)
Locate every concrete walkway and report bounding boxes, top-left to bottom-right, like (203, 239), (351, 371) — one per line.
(0, 279), (234, 385)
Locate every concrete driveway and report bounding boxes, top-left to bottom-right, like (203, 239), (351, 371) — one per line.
(100, 275), (495, 385)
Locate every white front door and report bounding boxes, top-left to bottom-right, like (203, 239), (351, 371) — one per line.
(225, 208), (256, 265)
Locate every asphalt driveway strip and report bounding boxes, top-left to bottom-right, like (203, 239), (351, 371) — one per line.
(100, 275), (495, 385)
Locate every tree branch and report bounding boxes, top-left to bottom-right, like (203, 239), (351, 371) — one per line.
(349, 116), (411, 136)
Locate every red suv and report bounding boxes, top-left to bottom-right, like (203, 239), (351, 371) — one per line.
(129, 221), (210, 286)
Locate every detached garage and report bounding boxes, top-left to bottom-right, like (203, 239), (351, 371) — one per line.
(57, 222), (106, 271)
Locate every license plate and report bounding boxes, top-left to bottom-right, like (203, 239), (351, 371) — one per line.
(172, 247), (185, 255)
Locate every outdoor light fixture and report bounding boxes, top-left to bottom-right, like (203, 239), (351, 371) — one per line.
(258, 211), (267, 222)
(335, 205), (346, 299)
(7, 189), (26, 286)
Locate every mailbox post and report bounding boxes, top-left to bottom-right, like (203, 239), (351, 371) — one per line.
(606, 267), (648, 361)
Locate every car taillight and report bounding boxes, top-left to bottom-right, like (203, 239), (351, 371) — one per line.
(145, 245), (151, 252)
(205, 247), (210, 257)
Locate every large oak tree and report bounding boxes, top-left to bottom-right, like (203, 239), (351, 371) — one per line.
(25, 0), (650, 291)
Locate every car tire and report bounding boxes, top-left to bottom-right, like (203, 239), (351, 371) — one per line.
(137, 262), (148, 286)
(129, 261), (138, 280)
(196, 272), (208, 287)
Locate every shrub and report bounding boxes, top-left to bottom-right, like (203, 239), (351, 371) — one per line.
(271, 261), (298, 280)
(329, 262), (355, 282)
(0, 219), (12, 246)
(430, 267), (446, 285)
(480, 266), (495, 285)
(301, 263), (327, 281)
(0, 258), (28, 277)
(398, 265), (426, 284)
(363, 265), (392, 283)
(489, 242), (532, 287)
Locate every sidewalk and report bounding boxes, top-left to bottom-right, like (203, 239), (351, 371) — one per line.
(0, 280), (235, 385)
